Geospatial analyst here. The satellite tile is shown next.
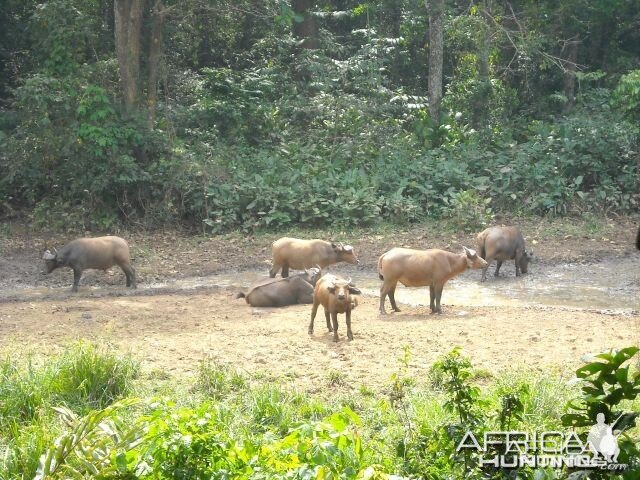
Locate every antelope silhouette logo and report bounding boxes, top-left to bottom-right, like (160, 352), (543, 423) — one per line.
(587, 413), (622, 463)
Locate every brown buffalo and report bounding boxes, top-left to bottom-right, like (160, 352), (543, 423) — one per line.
(308, 274), (361, 342)
(236, 268), (321, 307)
(270, 237), (358, 277)
(43, 236), (136, 292)
(378, 247), (487, 314)
(476, 226), (533, 281)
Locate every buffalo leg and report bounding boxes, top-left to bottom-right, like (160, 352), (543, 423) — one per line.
(325, 309), (332, 332)
(281, 263), (289, 278)
(514, 252), (522, 276)
(495, 260), (503, 277)
(72, 269), (82, 292)
(433, 284), (444, 314)
(379, 280), (397, 314)
(346, 310), (353, 340)
(331, 312), (339, 342)
(388, 287), (401, 312)
(379, 287), (387, 314)
(308, 302), (319, 334)
(429, 285), (436, 312)
(481, 256), (493, 281)
(269, 264), (280, 278)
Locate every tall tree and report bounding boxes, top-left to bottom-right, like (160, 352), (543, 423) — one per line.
(472, 3), (491, 129)
(114, 0), (145, 115)
(292, 0), (319, 49)
(562, 38), (579, 113)
(147, 0), (166, 127)
(425, 0), (444, 123)
(114, 0), (168, 123)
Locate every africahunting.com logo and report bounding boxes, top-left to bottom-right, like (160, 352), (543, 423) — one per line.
(457, 413), (628, 471)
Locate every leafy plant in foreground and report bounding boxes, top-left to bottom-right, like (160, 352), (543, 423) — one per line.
(562, 347), (640, 479)
(34, 398), (142, 479)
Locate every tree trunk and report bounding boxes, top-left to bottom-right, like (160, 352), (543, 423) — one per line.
(114, 0), (145, 114)
(426, 0), (444, 123)
(562, 39), (578, 113)
(472, 6), (491, 129)
(147, 0), (164, 127)
(389, 1), (403, 86)
(292, 0), (319, 49)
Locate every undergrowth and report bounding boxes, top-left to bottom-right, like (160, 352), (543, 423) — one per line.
(0, 343), (638, 479)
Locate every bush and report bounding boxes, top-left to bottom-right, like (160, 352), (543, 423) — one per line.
(0, 342), (137, 425)
(0, 343), (138, 479)
(194, 359), (246, 400)
(0, 40), (637, 230)
(613, 70), (640, 122)
(51, 342), (139, 412)
(3, 346), (639, 479)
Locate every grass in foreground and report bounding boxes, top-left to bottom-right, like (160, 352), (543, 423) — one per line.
(0, 343), (638, 479)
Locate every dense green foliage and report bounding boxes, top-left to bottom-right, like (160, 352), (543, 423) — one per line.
(0, 343), (138, 476)
(1, 344), (638, 479)
(0, 1), (639, 230)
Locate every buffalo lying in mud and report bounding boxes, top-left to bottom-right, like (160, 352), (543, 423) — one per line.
(237, 267), (321, 307)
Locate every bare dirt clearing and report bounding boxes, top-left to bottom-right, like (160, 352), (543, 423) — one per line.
(1, 287), (638, 392)
(1, 217), (637, 292)
(0, 218), (638, 392)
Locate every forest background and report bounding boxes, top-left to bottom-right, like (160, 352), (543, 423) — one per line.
(0, 0), (639, 231)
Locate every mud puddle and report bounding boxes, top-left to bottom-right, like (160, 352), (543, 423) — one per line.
(176, 256), (640, 313)
(1, 257), (638, 312)
(362, 256), (639, 312)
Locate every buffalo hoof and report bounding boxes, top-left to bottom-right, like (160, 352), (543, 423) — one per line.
(333, 335), (339, 343)
(308, 328), (313, 335)
(347, 333), (354, 341)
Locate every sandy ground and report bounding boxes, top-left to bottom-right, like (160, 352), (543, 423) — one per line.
(1, 287), (638, 392)
(0, 218), (638, 391)
(1, 217), (638, 292)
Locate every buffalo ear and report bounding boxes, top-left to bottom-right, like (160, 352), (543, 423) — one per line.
(349, 287), (362, 295)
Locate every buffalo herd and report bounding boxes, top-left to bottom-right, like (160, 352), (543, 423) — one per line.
(42, 225), (638, 341)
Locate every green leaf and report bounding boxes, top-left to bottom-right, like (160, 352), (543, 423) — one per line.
(576, 362), (608, 377)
